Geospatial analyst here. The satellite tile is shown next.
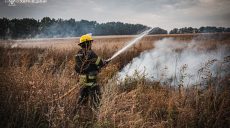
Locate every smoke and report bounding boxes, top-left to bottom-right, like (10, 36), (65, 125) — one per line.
(118, 38), (230, 86)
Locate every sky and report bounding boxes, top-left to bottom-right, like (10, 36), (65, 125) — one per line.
(0, 0), (230, 30)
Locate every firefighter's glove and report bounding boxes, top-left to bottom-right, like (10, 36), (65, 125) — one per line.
(103, 59), (111, 66)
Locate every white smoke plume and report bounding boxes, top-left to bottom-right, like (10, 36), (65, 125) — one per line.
(118, 38), (230, 87)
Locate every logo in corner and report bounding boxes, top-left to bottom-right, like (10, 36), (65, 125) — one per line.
(6, 0), (16, 6)
(5, 0), (48, 6)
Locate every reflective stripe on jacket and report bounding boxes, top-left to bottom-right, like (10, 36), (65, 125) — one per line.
(75, 49), (105, 86)
(79, 74), (97, 86)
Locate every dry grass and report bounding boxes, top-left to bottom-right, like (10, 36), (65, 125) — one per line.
(0, 33), (230, 128)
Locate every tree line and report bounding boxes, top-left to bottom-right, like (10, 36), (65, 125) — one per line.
(169, 27), (230, 34)
(0, 17), (150, 39)
(0, 17), (229, 39)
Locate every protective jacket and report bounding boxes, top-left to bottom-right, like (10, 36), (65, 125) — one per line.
(75, 49), (104, 86)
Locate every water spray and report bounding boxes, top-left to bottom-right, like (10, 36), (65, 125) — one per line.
(107, 28), (153, 61)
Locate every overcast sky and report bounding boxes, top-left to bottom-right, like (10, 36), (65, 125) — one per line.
(0, 0), (230, 30)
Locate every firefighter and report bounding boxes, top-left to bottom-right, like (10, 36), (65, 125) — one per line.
(75, 34), (109, 108)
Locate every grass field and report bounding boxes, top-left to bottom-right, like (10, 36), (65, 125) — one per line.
(0, 33), (230, 128)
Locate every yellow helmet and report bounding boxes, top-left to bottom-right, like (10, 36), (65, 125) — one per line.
(79, 34), (93, 45)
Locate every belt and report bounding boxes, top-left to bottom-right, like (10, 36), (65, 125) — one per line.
(79, 74), (97, 86)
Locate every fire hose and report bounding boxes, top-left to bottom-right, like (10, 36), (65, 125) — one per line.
(49, 28), (152, 103)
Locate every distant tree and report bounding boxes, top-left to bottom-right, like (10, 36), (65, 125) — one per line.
(0, 18), (10, 39)
(149, 27), (167, 34)
(40, 17), (54, 27)
(169, 28), (179, 34)
(197, 26), (230, 33)
(7, 18), (39, 39)
(224, 28), (230, 32)
(95, 22), (147, 35)
(169, 26), (229, 34)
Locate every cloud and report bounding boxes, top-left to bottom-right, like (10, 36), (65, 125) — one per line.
(0, 0), (229, 30)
